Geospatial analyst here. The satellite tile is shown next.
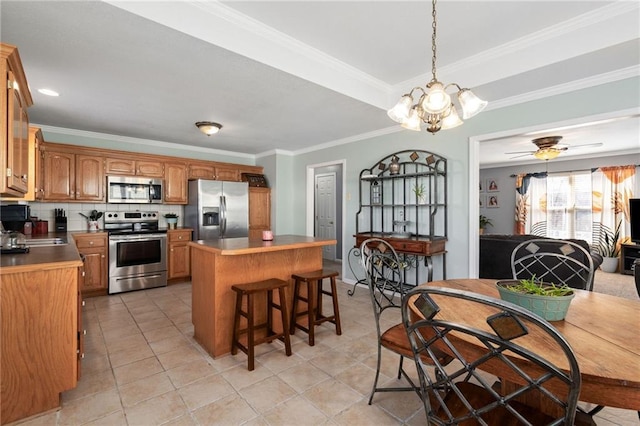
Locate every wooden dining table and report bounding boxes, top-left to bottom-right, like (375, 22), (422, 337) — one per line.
(416, 279), (640, 411)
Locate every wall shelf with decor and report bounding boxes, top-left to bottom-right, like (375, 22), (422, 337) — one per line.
(349, 150), (447, 295)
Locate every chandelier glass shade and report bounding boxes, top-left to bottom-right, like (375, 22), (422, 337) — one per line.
(533, 148), (562, 160)
(387, 0), (487, 134)
(195, 121), (222, 136)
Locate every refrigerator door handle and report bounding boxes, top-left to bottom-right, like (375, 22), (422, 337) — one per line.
(220, 195), (227, 237)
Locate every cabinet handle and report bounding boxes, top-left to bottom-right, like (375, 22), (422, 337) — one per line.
(83, 329), (87, 335)
(171, 248), (174, 252)
(82, 300), (85, 307)
(101, 255), (105, 258)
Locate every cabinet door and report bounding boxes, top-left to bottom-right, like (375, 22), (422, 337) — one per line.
(43, 151), (75, 200)
(188, 163), (216, 179)
(136, 161), (164, 177)
(2, 126), (40, 201)
(75, 155), (104, 201)
(215, 166), (239, 181)
(164, 162), (187, 204)
(168, 230), (192, 279)
(249, 187), (271, 239)
(105, 158), (135, 175)
(80, 249), (107, 291)
(5, 70), (29, 194)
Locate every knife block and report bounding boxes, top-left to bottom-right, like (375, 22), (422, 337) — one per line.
(55, 216), (67, 232)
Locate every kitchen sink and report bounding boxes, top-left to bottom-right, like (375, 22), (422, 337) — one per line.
(25, 237), (68, 247)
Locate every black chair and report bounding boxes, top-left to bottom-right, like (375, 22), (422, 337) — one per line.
(510, 238), (595, 291)
(402, 286), (582, 425)
(359, 238), (451, 404)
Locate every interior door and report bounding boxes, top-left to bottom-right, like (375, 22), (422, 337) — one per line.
(315, 173), (336, 260)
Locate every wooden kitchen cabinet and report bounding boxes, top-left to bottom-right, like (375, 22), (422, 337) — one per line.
(42, 150), (104, 201)
(188, 162), (216, 179)
(164, 161), (188, 204)
(74, 233), (108, 296)
(248, 187), (271, 240)
(0, 264), (80, 424)
(105, 157), (164, 178)
(214, 166), (240, 181)
(168, 229), (192, 280)
(1, 43), (33, 197)
(0, 126), (42, 202)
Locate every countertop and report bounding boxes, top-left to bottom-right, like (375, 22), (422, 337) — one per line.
(1, 232), (83, 274)
(189, 234), (336, 255)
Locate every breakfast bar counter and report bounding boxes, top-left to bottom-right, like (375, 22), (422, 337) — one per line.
(189, 235), (337, 357)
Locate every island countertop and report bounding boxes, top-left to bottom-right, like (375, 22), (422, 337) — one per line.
(189, 234), (337, 255)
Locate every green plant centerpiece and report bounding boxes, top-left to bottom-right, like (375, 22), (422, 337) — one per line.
(479, 215), (492, 234)
(412, 183), (426, 204)
(496, 276), (575, 321)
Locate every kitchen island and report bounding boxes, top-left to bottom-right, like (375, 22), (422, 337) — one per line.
(189, 235), (336, 357)
(0, 239), (83, 425)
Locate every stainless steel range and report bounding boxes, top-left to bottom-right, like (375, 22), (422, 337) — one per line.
(104, 211), (167, 294)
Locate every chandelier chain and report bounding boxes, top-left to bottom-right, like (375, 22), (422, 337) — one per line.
(431, 0), (437, 82)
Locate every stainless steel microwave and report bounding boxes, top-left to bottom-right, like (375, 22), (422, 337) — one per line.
(106, 176), (163, 204)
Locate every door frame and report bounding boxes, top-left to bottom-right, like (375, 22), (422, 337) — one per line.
(306, 160), (346, 269)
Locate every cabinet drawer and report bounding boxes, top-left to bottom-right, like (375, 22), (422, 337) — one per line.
(74, 235), (107, 248)
(168, 230), (192, 242)
(387, 240), (425, 254)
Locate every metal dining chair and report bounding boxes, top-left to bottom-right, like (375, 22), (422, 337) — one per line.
(510, 238), (595, 291)
(359, 238), (451, 404)
(402, 286), (582, 425)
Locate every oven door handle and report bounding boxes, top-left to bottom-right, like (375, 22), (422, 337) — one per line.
(109, 233), (167, 241)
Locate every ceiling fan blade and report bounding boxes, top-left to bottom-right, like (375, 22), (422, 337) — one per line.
(509, 153), (533, 159)
(505, 150), (535, 154)
(569, 142), (603, 149)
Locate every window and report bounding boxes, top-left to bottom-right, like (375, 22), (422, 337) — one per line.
(546, 172), (592, 243)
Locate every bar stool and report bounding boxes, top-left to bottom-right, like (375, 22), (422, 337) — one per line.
(290, 269), (342, 346)
(231, 278), (292, 371)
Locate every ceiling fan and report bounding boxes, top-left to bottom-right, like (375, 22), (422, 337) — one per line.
(506, 136), (603, 160)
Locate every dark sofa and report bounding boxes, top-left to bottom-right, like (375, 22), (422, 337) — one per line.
(479, 234), (603, 288)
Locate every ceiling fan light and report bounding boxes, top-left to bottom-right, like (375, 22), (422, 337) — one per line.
(441, 105), (463, 130)
(422, 82), (451, 114)
(458, 89), (488, 119)
(533, 148), (561, 160)
(401, 108), (422, 131)
(195, 121), (222, 136)
(387, 95), (414, 123)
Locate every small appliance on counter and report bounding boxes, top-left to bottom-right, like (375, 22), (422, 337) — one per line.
(0, 204), (30, 232)
(55, 208), (67, 232)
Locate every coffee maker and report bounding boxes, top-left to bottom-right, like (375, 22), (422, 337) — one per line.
(0, 204), (30, 232)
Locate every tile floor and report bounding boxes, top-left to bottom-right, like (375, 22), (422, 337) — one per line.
(14, 279), (639, 426)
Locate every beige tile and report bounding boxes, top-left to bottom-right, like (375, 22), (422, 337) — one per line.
(177, 374), (235, 410)
(9, 410), (58, 426)
(161, 414), (198, 426)
(133, 309), (168, 323)
(303, 378), (363, 417)
(156, 344), (204, 370)
(119, 371), (175, 407)
(137, 316), (175, 332)
(124, 390), (188, 425)
(371, 378), (423, 420)
(309, 349), (358, 375)
(333, 399), (401, 425)
(82, 410), (126, 426)
(278, 362), (331, 393)
(105, 332), (148, 354)
(58, 388), (122, 425)
(221, 363), (274, 391)
(239, 376), (297, 413)
(143, 325), (183, 343)
(113, 356), (164, 385)
(149, 335), (191, 355)
(108, 343), (156, 368)
(334, 362), (378, 396)
(192, 393), (258, 425)
(102, 323), (142, 341)
(257, 348), (304, 374)
(61, 368), (116, 402)
(166, 358), (218, 388)
(262, 395), (330, 425)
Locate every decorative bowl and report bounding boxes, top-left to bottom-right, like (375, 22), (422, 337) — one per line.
(496, 280), (575, 321)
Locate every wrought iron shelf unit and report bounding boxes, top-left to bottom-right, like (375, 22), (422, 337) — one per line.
(349, 150), (448, 295)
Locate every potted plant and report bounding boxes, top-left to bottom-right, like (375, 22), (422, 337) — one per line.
(479, 215), (493, 235)
(79, 210), (103, 232)
(412, 183), (426, 204)
(496, 276), (575, 321)
(164, 213), (179, 229)
(598, 220), (621, 273)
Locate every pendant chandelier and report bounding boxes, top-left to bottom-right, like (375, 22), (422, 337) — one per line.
(387, 0), (487, 134)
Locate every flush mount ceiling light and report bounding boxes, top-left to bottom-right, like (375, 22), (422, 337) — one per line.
(387, 0), (487, 134)
(37, 88), (59, 97)
(195, 121), (222, 136)
(533, 148), (562, 160)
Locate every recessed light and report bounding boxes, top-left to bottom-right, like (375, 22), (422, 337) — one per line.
(38, 88), (59, 97)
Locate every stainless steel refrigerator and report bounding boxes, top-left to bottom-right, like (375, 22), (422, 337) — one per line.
(185, 179), (249, 240)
